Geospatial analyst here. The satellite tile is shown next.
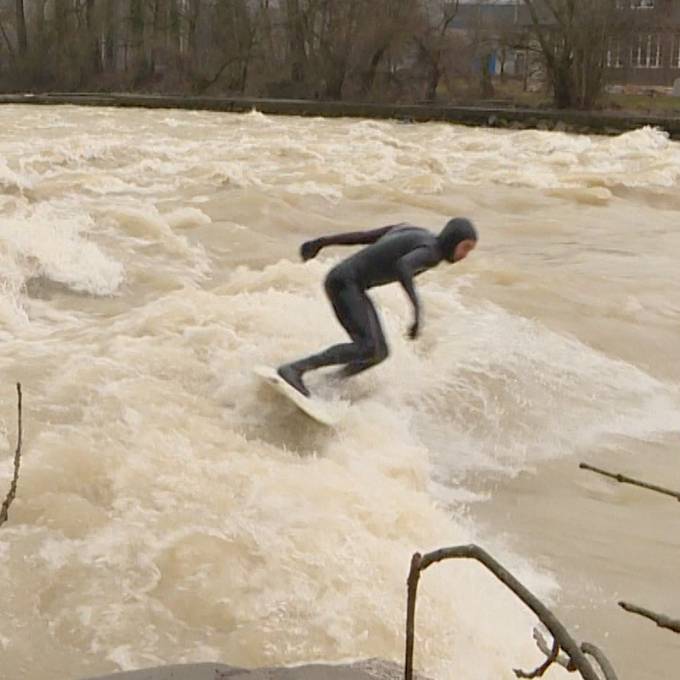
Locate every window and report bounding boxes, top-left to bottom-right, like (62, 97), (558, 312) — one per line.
(618, 0), (655, 7)
(631, 34), (662, 68)
(607, 39), (624, 68)
(631, 36), (643, 67)
(649, 34), (661, 68)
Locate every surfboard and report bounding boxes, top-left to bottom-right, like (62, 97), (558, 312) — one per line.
(254, 365), (342, 427)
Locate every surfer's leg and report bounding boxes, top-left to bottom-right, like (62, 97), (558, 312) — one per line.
(278, 274), (383, 395)
(335, 298), (388, 377)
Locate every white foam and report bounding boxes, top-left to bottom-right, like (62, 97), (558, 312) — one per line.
(164, 207), (212, 230)
(1, 105), (677, 680)
(2, 209), (123, 296)
(0, 158), (33, 193)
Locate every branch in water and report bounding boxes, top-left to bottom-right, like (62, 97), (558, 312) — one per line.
(403, 544), (618, 680)
(532, 629), (620, 679)
(0, 383), (23, 528)
(514, 633), (559, 678)
(619, 602), (680, 635)
(579, 463), (680, 502)
(581, 642), (620, 680)
(532, 628), (574, 672)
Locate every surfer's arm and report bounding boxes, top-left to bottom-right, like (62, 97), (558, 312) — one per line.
(300, 225), (395, 261)
(395, 247), (438, 340)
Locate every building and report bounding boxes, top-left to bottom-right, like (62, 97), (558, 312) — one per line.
(607, 0), (680, 87)
(450, 2), (527, 78)
(454, 0), (680, 90)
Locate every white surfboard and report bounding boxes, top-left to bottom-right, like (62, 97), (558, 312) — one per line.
(254, 365), (343, 427)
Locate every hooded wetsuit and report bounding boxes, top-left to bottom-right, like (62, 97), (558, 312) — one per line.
(279, 218), (478, 396)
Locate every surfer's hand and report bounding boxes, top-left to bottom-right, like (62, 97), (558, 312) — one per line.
(408, 321), (420, 340)
(300, 239), (322, 261)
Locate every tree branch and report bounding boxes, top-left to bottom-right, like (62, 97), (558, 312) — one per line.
(579, 463), (680, 502)
(522, 0), (556, 70)
(404, 553), (420, 680)
(439, 0), (460, 36)
(514, 634), (559, 678)
(581, 643), (619, 680)
(0, 18), (17, 64)
(193, 54), (243, 93)
(0, 383), (23, 528)
(404, 544), (617, 680)
(619, 602), (680, 635)
(533, 628), (575, 671)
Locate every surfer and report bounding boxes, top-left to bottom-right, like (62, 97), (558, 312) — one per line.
(278, 218), (478, 397)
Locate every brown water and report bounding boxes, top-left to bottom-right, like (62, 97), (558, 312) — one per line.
(0, 105), (679, 680)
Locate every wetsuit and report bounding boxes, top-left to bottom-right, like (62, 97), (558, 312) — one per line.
(279, 218), (478, 396)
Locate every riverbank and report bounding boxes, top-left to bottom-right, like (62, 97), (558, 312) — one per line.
(1, 92), (679, 138)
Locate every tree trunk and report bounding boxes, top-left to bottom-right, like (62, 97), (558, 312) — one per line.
(425, 63), (440, 101)
(418, 42), (441, 102)
(34, 0), (47, 52)
(169, 0), (181, 54)
(323, 59), (347, 99)
(0, 20), (17, 67)
(15, 0), (28, 55)
(186, 0), (201, 73)
(104, 0), (117, 72)
(53, 0), (69, 84)
(358, 45), (387, 98)
(552, 62), (575, 109)
(149, 0), (163, 77)
(523, 0), (614, 110)
(233, 0), (254, 94)
(259, 0), (275, 65)
(54, 0), (68, 42)
(231, 57), (250, 94)
(317, 2), (350, 99)
(86, 0), (103, 74)
(129, 0), (146, 79)
(285, 0), (306, 83)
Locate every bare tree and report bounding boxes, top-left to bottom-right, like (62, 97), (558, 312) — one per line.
(192, 0), (264, 94)
(315, 0), (364, 99)
(277, 0), (373, 100)
(464, 0), (500, 98)
(413, 0), (460, 101)
(353, 0), (415, 99)
(0, 0), (630, 107)
(523, 0), (620, 109)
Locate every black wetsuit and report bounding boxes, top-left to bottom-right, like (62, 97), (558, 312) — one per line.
(279, 218), (478, 396)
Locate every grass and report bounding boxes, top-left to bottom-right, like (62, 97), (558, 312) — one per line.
(442, 79), (680, 116)
(601, 93), (680, 115)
